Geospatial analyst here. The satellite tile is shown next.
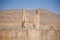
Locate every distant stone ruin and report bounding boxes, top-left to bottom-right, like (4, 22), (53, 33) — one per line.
(0, 9), (60, 40)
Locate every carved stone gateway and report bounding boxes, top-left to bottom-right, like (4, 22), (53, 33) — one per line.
(0, 9), (60, 40)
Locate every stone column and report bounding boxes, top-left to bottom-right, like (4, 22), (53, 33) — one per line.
(47, 26), (57, 40)
(20, 10), (28, 40)
(34, 10), (40, 29)
(7, 31), (12, 40)
(17, 29), (28, 40)
(28, 29), (41, 40)
(0, 31), (2, 40)
(22, 10), (28, 28)
(2, 31), (7, 40)
(57, 30), (60, 40)
(41, 29), (48, 40)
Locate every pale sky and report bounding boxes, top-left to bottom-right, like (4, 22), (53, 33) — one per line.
(0, 0), (60, 14)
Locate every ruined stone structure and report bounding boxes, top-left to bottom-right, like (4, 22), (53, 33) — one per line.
(0, 9), (60, 40)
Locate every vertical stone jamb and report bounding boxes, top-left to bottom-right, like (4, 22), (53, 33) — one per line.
(22, 10), (27, 28)
(34, 10), (40, 29)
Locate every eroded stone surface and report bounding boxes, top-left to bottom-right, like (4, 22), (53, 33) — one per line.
(0, 9), (60, 40)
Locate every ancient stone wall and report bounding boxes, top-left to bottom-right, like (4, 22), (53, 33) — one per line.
(0, 9), (60, 40)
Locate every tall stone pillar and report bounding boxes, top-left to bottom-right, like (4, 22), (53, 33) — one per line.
(57, 30), (60, 40)
(17, 30), (28, 40)
(28, 10), (41, 40)
(29, 29), (41, 40)
(7, 31), (12, 40)
(0, 31), (2, 40)
(22, 10), (28, 28)
(2, 31), (7, 40)
(47, 26), (58, 40)
(34, 10), (40, 29)
(20, 10), (28, 40)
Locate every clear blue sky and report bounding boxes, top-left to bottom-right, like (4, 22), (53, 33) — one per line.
(0, 0), (60, 14)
